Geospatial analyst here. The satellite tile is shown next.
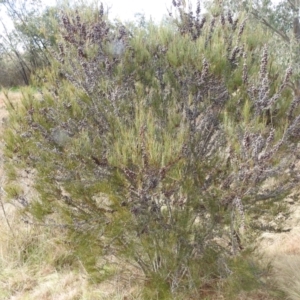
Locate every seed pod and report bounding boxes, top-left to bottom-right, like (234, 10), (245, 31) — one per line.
(260, 45), (268, 79)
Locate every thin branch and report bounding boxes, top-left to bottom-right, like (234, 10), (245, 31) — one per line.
(251, 10), (290, 43)
(287, 0), (297, 12)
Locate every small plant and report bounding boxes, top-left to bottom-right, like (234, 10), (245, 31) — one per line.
(4, 1), (300, 297)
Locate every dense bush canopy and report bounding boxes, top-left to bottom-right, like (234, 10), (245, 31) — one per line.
(3, 1), (300, 298)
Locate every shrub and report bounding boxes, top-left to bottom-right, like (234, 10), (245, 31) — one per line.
(4, 2), (300, 297)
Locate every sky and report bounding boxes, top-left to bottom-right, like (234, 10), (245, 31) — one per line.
(105, 0), (198, 22)
(0, 0), (286, 35)
(47, 0), (199, 22)
(0, 0), (198, 34)
(1, 0), (199, 20)
(68, 0), (281, 21)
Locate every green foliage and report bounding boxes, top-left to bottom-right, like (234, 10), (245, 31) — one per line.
(3, 2), (300, 298)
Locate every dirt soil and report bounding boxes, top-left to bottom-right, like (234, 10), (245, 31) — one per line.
(0, 91), (36, 211)
(0, 92), (22, 220)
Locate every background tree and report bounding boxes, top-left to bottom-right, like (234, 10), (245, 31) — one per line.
(0, 0), (60, 86)
(208, 0), (299, 39)
(0, 26), (30, 86)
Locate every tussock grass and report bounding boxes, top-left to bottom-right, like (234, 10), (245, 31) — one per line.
(273, 254), (300, 300)
(259, 228), (300, 300)
(0, 207), (141, 299)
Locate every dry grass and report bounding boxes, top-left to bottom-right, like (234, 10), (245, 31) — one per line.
(258, 228), (300, 300)
(273, 255), (300, 300)
(0, 209), (141, 300)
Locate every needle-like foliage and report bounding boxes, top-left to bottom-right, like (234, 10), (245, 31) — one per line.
(3, 1), (300, 297)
